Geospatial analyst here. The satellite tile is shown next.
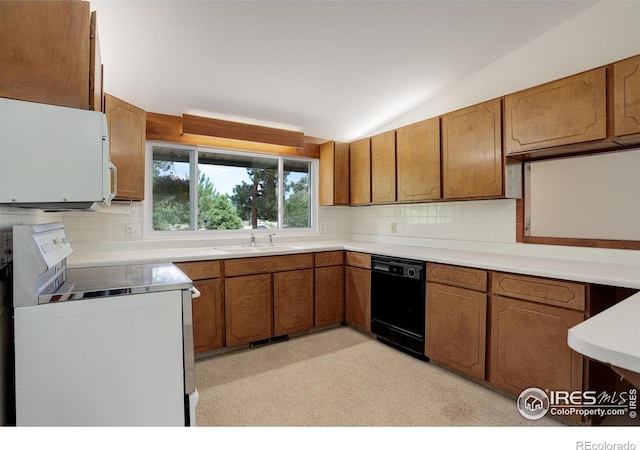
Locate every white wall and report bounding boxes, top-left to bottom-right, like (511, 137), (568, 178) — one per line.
(527, 150), (640, 240)
(3, 1), (639, 245)
(373, 1), (640, 134)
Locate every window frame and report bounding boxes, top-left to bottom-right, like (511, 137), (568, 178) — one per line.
(143, 141), (319, 239)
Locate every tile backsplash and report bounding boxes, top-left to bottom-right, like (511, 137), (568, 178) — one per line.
(349, 199), (516, 243)
(60, 201), (142, 243)
(0, 199), (516, 245)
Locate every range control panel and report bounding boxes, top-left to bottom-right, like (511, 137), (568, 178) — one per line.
(32, 228), (73, 269)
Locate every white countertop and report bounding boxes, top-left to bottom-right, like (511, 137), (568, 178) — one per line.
(67, 235), (640, 289)
(68, 235), (640, 376)
(568, 291), (640, 373)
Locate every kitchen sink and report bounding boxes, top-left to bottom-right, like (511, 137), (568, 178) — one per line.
(220, 245), (300, 254)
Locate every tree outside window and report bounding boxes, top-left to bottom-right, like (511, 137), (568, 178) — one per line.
(151, 146), (312, 232)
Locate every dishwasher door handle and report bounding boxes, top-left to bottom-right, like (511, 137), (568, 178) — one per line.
(191, 286), (202, 299)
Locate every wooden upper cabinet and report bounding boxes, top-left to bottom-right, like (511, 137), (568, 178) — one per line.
(349, 138), (371, 205)
(371, 130), (396, 203)
(442, 99), (503, 199)
(319, 141), (350, 205)
(614, 54), (640, 140)
(104, 94), (147, 200)
(0, 1), (101, 110)
(396, 118), (441, 202)
(89, 11), (103, 112)
(504, 68), (607, 156)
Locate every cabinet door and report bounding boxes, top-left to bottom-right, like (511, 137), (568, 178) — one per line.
(345, 266), (371, 332)
(192, 278), (224, 353)
(0, 1), (91, 109)
(442, 99), (503, 199)
(614, 55), (640, 138)
(371, 130), (396, 203)
(225, 274), (272, 347)
(489, 295), (584, 396)
(319, 141), (350, 205)
(274, 269), (314, 335)
(315, 265), (345, 327)
(504, 68), (607, 155)
(89, 11), (103, 112)
(396, 118), (441, 202)
(105, 94), (147, 200)
(349, 138), (371, 205)
(426, 283), (486, 379)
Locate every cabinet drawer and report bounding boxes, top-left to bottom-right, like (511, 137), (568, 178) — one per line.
(225, 253), (313, 277)
(175, 260), (221, 280)
(345, 251), (371, 269)
(315, 251), (344, 267)
(427, 263), (487, 292)
(491, 272), (586, 311)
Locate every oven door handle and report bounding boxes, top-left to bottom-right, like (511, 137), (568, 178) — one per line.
(190, 286), (201, 299)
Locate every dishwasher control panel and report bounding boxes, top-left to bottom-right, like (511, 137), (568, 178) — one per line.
(371, 255), (424, 280)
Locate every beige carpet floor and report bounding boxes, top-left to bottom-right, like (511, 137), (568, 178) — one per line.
(194, 326), (562, 427)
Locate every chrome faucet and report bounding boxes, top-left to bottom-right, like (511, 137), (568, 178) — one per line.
(250, 233), (256, 247)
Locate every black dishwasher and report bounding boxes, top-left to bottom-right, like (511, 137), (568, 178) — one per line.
(371, 255), (428, 360)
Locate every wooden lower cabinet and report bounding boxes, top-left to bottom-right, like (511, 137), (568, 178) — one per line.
(315, 265), (345, 327)
(345, 266), (371, 332)
(225, 274), (272, 347)
(274, 269), (314, 335)
(192, 278), (224, 353)
(175, 260), (223, 354)
(426, 283), (487, 379)
(489, 295), (584, 396)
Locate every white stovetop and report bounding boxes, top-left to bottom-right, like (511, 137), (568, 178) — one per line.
(67, 234), (640, 375)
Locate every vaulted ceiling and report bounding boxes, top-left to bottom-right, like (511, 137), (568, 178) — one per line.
(91, 1), (597, 141)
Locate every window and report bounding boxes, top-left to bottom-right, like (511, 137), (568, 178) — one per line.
(149, 144), (314, 234)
